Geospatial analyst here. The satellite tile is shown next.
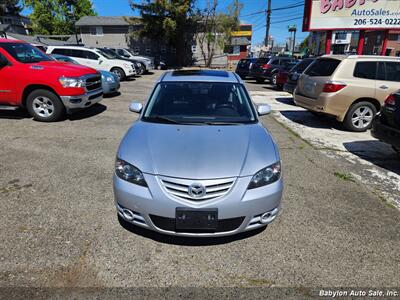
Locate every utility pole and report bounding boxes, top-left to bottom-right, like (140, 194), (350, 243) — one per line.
(265, 0), (271, 48)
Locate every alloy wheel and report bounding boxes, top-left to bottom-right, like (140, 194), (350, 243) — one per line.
(32, 96), (54, 118)
(351, 106), (373, 129)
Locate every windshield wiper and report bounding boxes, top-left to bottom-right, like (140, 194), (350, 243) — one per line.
(203, 122), (243, 125)
(146, 116), (183, 124)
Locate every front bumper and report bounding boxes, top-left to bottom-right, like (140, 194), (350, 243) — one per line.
(283, 83), (295, 94)
(371, 115), (400, 148)
(113, 173), (283, 237)
(102, 81), (120, 95)
(60, 89), (103, 109)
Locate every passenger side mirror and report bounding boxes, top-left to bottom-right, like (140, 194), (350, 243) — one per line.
(129, 102), (143, 113)
(257, 104), (271, 116)
(0, 55), (8, 68)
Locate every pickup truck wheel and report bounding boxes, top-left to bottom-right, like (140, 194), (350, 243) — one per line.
(344, 101), (377, 132)
(111, 67), (126, 81)
(26, 89), (65, 122)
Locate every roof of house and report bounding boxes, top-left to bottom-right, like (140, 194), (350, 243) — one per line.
(1, 33), (67, 46)
(0, 24), (11, 31)
(75, 16), (130, 26)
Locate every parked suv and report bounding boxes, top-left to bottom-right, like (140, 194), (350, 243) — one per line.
(294, 55), (400, 132)
(0, 39), (102, 122)
(250, 56), (297, 84)
(106, 47), (155, 73)
(371, 92), (400, 155)
(46, 46), (136, 80)
(235, 58), (257, 79)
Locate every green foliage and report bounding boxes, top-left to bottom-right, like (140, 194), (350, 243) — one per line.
(130, 0), (196, 66)
(196, 0), (242, 67)
(24, 0), (96, 35)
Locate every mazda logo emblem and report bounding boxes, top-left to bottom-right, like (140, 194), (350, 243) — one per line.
(188, 183), (206, 198)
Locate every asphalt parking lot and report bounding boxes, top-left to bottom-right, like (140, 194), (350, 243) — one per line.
(1, 71), (399, 297)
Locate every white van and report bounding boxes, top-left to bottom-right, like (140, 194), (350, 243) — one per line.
(46, 46), (136, 80)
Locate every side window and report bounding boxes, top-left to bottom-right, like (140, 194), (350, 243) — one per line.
(385, 62), (400, 82)
(51, 48), (68, 56)
(377, 62), (385, 80)
(305, 59), (341, 77)
(85, 51), (99, 60)
(270, 59), (279, 65)
(353, 62), (377, 80)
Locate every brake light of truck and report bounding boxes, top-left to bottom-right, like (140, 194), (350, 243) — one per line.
(322, 82), (346, 93)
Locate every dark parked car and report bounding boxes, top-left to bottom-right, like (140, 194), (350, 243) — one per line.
(283, 58), (316, 94)
(371, 92), (400, 156)
(250, 56), (297, 84)
(235, 58), (257, 79)
(274, 61), (299, 90)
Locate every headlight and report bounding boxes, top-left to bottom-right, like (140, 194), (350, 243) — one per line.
(123, 63), (130, 68)
(115, 158), (147, 187)
(59, 76), (85, 88)
(248, 161), (281, 189)
(106, 76), (115, 83)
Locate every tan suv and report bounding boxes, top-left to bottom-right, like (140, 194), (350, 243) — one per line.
(294, 55), (400, 131)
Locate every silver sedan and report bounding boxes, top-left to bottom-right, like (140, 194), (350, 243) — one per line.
(113, 70), (283, 237)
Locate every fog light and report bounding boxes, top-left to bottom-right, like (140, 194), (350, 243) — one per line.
(260, 212), (272, 224)
(122, 208), (135, 221)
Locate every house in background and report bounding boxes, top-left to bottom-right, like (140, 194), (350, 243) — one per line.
(0, 14), (30, 35)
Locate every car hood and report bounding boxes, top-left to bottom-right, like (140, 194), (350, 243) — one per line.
(32, 61), (98, 77)
(30, 61), (97, 77)
(118, 122), (279, 179)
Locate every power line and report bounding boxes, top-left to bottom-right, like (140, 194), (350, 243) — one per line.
(271, 16), (303, 24)
(239, 2), (303, 18)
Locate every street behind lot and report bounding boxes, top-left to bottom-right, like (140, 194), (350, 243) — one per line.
(0, 72), (399, 292)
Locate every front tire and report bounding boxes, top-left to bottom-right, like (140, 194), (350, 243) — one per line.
(137, 63), (145, 75)
(111, 67), (126, 81)
(344, 101), (377, 132)
(272, 73), (278, 86)
(26, 89), (65, 122)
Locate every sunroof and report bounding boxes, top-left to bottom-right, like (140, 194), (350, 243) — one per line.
(171, 70), (229, 77)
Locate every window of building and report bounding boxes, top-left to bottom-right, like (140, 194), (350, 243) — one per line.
(191, 45), (196, 53)
(232, 46), (240, 55)
(161, 46), (167, 54)
(171, 47), (176, 54)
(335, 31), (347, 40)
(90, 26), (103, 36)
(134, 47), (140, 54)
(145, 48), (151, 55)
(353, 62), (377, 80)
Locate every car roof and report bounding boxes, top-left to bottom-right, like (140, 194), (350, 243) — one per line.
(0, 38), (25, 44)
(320, 54), (400, 61)
(160, 70), (241, 83)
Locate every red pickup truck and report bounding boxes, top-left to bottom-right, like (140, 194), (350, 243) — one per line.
(0, 39), (103, 122)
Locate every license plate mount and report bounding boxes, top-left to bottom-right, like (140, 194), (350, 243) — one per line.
(175, 208), (218, 231)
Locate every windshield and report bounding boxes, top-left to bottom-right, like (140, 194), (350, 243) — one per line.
(0, 43), (52, 63)
(96, 49), (117, 59)
(142, 82), (256, 125)
(292, 59), (314, 73)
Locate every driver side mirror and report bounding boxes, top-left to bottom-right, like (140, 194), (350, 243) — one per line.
(0, 55), (9, 68)
(129, 102), (143, 113)
(257, 104), (272, 116)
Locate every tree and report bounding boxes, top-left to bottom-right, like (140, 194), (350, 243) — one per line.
(130, 0), (196, 67)
(0, 0), (22, 15)
(24, 0), (96, 35)
(195, 0), (242, 67)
